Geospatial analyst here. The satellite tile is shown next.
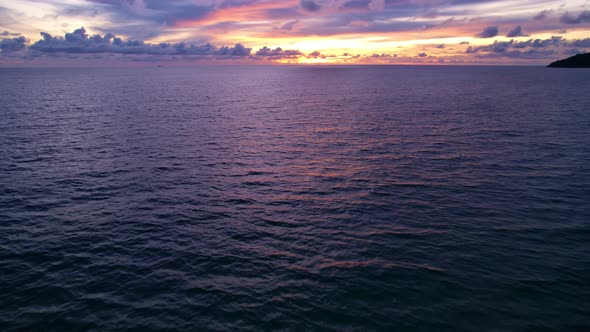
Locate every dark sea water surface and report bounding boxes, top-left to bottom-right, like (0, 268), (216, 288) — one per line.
(1, 66), (589, 331)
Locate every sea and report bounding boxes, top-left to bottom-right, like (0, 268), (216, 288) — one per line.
(1, 66), (589, 331)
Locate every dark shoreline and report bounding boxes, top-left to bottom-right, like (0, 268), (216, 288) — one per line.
(548, 53), (590, 68)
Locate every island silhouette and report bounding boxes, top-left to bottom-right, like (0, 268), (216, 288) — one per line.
(548, 53), (590, 68)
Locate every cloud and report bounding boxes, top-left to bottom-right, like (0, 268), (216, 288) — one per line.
(340, 0), (371, 11)
(521, 36), (563, 48)
(435, 44), (445, 49)
(564, 48), (585, 55)
(475, 26), (499, 38)
(466, 41), (513, 54)
(28, 27), (251, 58)
(419, 9), (439, 19)
(87, 0), (213, 27)
(216, 43), (251, 56)
(255, 46), (303, 59)
(466, 37), (564, 54)
(570, 38), (590, 48)
(506, 26), (528, 37)
(533, 9), (553, 20)
(308, 50), (324, 58)
(418, 52), (427, 57)
(0, 36), (27, 53)
(560, 10), (590, 24)
(462, 36), (590, 59)
(483, 49), (555, 59)
(1, 0), (588, 66)
(300, 0), (321, 12)
(1, 31), (21, 37)
(371, 53), (396, 57)
(278, 20), (299, 31)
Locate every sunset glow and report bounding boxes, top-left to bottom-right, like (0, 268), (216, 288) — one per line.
(1, 0), (589, 65)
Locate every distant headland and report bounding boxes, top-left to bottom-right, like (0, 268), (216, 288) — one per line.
(547, 53), (590, 68)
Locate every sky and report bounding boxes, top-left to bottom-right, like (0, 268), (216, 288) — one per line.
(0, 0), (589, 65)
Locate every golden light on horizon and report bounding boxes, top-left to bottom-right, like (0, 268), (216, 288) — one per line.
(0, 0), (588, 66)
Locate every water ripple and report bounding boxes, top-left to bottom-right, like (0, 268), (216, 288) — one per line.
(0, 66), (589, 331)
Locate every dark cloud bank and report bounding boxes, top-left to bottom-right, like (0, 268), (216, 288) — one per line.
(1, 27), (589, 63)
(506, 26), (527, 38)
(0, 27), (326, 62)
(466, 36), (590, 58)
(29, 28), (252, 57)
(476, 26), (499, 38)
(0, 36), (27, 53)
(560, 10), (590, 24)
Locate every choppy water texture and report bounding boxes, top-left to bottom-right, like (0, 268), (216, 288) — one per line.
(1, 66), (589, 331)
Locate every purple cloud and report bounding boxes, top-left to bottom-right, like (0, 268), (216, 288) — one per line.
(0, 36), (27, 53)
(308, 50), (323, 58)
(570, 38), (590, 48)
(476, 26), (499, 38)
(506, 26), (528, 37)
(564, 48), (585, 55)
(463, 36), (590, 59)
(533, 9), (553, 20)
(371, 53), (396, 57)
(300, 0), (321, 12)
(1, 31), (21, 37)
(560, 10), (590, 24)
(340, 0), (371, 11)
(29, 27), (251, 58)
(255, 46), (303, 59)
(478, 49), (556, 59)
(278, 20), (299, 30)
